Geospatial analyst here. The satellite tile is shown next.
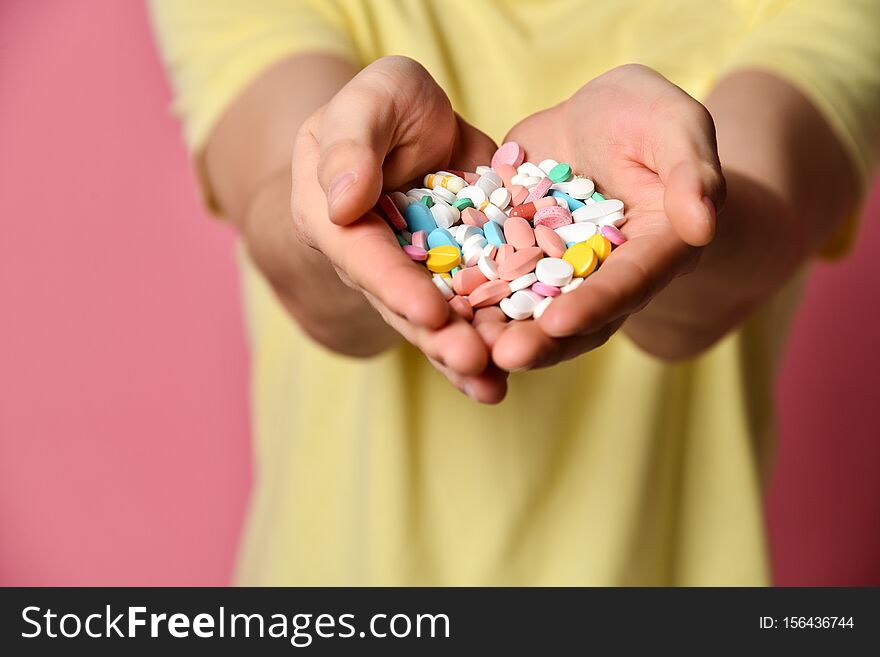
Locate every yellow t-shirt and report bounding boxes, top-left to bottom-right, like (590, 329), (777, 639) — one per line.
(150, 0), (879, 585)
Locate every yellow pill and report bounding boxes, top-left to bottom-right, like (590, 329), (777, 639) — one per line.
(424, 173), (437, 188)
(426, 245), (461, 273)
(438, 272), (452, 279)
(562, 242), (599, 277)
(585, 234), (611, 263)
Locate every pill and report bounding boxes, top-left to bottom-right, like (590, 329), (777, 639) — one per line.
(567, 177), (595, 199)
(432, 186), (458, 205)
(562, 242), (599, 277)
(390, 191), (411, 212)
(549, 189), (585, 212)
(461, 207), (488, 227)
(404, 202), (438, 233)
(483, 221), (507, 247)
(555, 222), (597, 244)
(427, 227), (458, 249)
(420, 195), (434, 207)
(462, 246), (483, 267)
(571, 204), (605, 223)
(509, 272), (538, 292)
(396, 233), (409, 246)
(489, 186), (511, 209)
(378, 194), (408, 230)
(399, 229), (412, 244)
(533, 295), (554, 319)
(483, 203), (508, 225)
(455, 224), (482, 246)
(517, 162), (546, 178)
(476, 174), (501, 196)
(538, 159), (559, 175)
(548, 162), (572, 183)
(469, 279), (512, 308)
(535, 257), (574, 287)
(475, 165), (493, 176)
(432, 275), (454, 300)
(491, 141), (526, 169)
(561, 277), (584, 293)
(495, 243), (515, 265)
(500, 290), (543, 320)
(478, 254), (500, 280)
(508, 184), (529, 206)
(591, 191), (606, 202)
(597, 209), (625, 226)
(450, 266), (461, 276)
(403, 245), (427, 261)
(452, 266), (489, 295)
(534, 225), (567, 258)
(453, 198), (475, 212)
(509, 196), (556, 219)
(449, 294), (474, 321)
(512, 174), (542, 188)
(430, 204), (457, 230)
(498, 246), (543, 281)
(531, 281), (561, 297)
(481, 243), (497, 259)
(585, 234), (612, 263)
(601, 224), (627, 245)
(533, 205), (573, 230)
(412, 230), (427, 249)
(503, 216), (536, 249)
(462, 233), (488, 253)
(495, 163), (518, 188)
(426, 244), (461, 273)
(524, 176), (554, 204)
(457, 185), (488, 206)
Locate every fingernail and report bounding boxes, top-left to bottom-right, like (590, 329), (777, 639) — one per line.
(328, 172), (356, 208)
(463, 383), (477, 400)
(702, 196), (716, 222)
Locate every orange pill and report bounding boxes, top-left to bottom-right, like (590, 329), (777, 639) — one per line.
(508, 202), (537, 219)
(449, 295), (474, 321)
(498, 246), (543, 281)
(452, 266), (489, 295)
(503, 216), (536, 250)
(495, 243), (515, 265)
(534, 225), (567, 258)
(509, 185), (529, 206)
(495, 164), (518, 188)
(461, 207), (489, 227)
(469, 280), (512, 308)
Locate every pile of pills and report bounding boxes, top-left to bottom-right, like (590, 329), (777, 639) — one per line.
(376, 141), (627, 322)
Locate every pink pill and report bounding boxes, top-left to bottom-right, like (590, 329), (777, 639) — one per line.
(498, 246), (543, 281)
(533, 205), (573, 230)
(601, 224), (627, 246)
(461, 207), (489, 227)
(491, 141), (526, 169)
(534, 225), (567, 258)
(464, 172), (480, 184)
(531, 281), (561, 297)
(378, 194), (407, 231)
(495, 164), (518, 188)
(495, 243), (515, 266)
(403, 245), (427, 261)
(524, 176), (553, 204)
(509, 185), (529, 206)
(452, 266), (489, 295)
(469, 280), (512, 308)
(449, 295), (474, 321)
(503, 216), (536, 250)
(411, 230), (427, 249)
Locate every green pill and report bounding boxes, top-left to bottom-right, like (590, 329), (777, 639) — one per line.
(453, 198), (475, 211)
(420, 195), (434, 208)
(548, 162), (573, 183)
(591, 191), (606, 202)
(396, 233), (409, 246)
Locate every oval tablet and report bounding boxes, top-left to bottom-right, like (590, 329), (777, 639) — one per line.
(531, 281), (561, 297)
(483, 221), (507, 247)
(427, 227), (457, 249)
(411, 230), (427, 250)
(461, 207), (488, 227)
(457, 185), (488, 206)
(489, 186), (511, 209)
(495, 243), (515, 266)
(432, 275), (454, 300)
(500, 290), (543, 320)
(403, 245), (427, 261)
(533, 295), (554, 319)
(469, 279), (512, 308)
(452, 267), (488, 296)
(533, 205), (573, 230)
(509, 272), (538, 292)
(503, 216), (536, 250)
(379, 194), (408, 230)
(498, 246), (543, 281)
(491, 141), (525, 169)
(404, 202), (438, 233)
(555, 222), (597, 244)
(524, 176), (553, 204)
(601, 224), (627, 246)
(477, 254), (500, 281)
(561, 277), (584, 293)
(534, 225), (567, 258)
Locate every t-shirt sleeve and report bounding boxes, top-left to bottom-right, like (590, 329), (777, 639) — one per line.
(720, 0), (880, 256)
(149, 0), (357, 153)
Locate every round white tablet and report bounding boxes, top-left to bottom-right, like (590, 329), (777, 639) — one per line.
(509, 272), (538, 292)
(500, 290), (543, 320)
(535, 258), (574, 287)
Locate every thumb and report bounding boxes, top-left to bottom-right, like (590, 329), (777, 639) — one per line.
(313, 56), (457, 225)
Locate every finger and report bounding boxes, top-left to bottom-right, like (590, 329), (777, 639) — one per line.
(492, 317), (625, 372)
(653, 100), (725, 247)
(365, 291), (489, 377)
(428, 357), (509, 404)
(293, 130), (451, 328)
(538, 225), (694, 339)
(314, 56), (457, 225)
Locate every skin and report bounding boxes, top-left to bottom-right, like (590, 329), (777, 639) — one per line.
(204, 54), (859, 403)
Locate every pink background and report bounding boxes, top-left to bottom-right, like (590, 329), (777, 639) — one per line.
(1, 1), (877, 586)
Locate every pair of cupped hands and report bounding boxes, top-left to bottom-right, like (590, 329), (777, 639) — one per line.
(291, 56), (725, 403)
